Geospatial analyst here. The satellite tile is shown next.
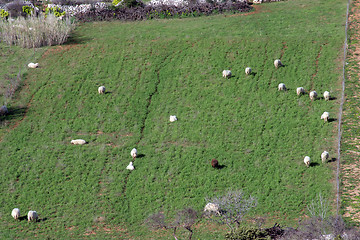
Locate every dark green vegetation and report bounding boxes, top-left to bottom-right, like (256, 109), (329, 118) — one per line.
(0, 0), (348, 238)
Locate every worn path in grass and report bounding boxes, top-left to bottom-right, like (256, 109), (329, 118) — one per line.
(342, 0), (360, 224)
(0, 0), (349, 239)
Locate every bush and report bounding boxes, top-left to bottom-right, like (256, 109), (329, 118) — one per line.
(225, 226), (270, 240)
(0, 13), (75, 48)
(112, 0), (144, 8)
(76, 1), (252, 22)
(0, 9), (9, 19)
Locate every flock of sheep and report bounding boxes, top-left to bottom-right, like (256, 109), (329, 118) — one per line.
(204, 59), (334, 214)
(222, 59), (333, 168)
(10, 58), (334, 221)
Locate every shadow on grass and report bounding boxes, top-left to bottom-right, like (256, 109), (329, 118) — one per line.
(0, 106), (26, 122)
(105, 91), (112, 95)
(329, 96), (337, 100)
(39, 217), (48, 222)
(214, 164), (226, 169)
(328, 118), (337, 123)
(328, 157), (337, 163)
(18, 216), (27, 221)
(310, 162), (320, 167)
(137, 154), (146, 159)
(64, 32), (91, 45)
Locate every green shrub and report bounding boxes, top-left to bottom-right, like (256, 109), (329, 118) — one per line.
(225, 226), (270, 240)
(45, 6), (66, 18)
(0, 9), (9, 19)
(22, 5), (33, 16)
(112, 0), (144, 8)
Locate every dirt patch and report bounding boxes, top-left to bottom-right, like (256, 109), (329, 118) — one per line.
(341, 0), (360, 223)
(42, 44), (83, 59)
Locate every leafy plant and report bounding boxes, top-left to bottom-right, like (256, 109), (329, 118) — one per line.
(45, 6), (66, 18)
(22, 5), (33, 16)
(0, 9), (9, 19)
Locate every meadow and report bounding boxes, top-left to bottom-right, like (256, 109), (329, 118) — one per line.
(0, 0), (348, 238)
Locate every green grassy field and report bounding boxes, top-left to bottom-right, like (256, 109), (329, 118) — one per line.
(0, 0), (348, 238)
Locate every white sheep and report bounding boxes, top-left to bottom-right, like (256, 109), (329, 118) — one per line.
(321, 151), (329, 163)
(131, 148), (137, 160)
(204, 203), (220, 215)
(28, 63), (39, 68)
(70, 139), (87, 145)
(309, 91), (318, 101)
(274, 59), (283, 69)
(11, 208), (20, 220)
(321, 112), (329, 122)
(0, 105), (8, 116)
(169, 115), (177, 122)
(126, 161), (134, 170)
(98, 86), (105, 94)
(296, 87), (305, 96)
(323, 91), (330, 101)
(278, 83), (286, 91)
(304, 156), (311, 167)
(222, 70), (232, 78)
(245, 67), (252, 75)
(27, 210), (38, 222)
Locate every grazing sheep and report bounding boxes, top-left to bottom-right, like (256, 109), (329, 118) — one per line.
(222, 70), (232, 78)
(98, 86), (105, 94)
(27, 210), (38, 222)
(309, 91), (318, 101)
(169, 115), (177, 122)
(304, 156), (311, 167)
(0, 105), (8, 116)
(278, 83), (286, 91)
(245, 67), (252, 75)
(28, 63), (39, 68)
(296, 87), (305, 96)
(323, 91), (330, 101)
(126, 161), (134, 170)
(70, 139), (87, 145)
(274, 59), (283, 69)
(211, 159), (219, 168)
(204, 203), (220, 215)
(321, 112), (329, 122)
(321, 151), (329, 163)
(11, 208), (20, 220)
(131, 148), (137, 160)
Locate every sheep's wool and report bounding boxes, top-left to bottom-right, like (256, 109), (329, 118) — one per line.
(170, 115), (177, 122)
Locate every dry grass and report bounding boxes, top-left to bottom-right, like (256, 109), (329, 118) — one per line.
(0, 13), (75, 48)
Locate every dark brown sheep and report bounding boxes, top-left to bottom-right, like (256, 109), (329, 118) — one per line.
(211, 159), (219, 168)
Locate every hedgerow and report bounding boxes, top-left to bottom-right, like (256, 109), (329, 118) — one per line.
(75, 1), (252, 22)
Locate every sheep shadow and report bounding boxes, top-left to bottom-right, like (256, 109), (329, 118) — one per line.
(39, 217), (48, 222)
(310, 162), (320, 167)
(328, 118), (337, 123)
(328, 158), (337, 163)
(250, 72), (257, 76)
(213, 164), (226, 169)
(105, 91), (112, 95)
(329, 96), (337, 101)
(18, 216), (27, 221)
(137, 154), (145, 159)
